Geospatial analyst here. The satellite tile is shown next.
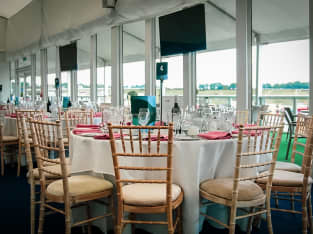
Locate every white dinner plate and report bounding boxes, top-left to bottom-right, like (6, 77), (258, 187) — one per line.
(79, 133), (103, 137)
(175, 135), (200, 141)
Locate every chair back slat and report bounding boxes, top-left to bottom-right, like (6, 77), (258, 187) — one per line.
(108, 123), (174, 209)
(257, 112), (284, 127)
(290, 114), (312, 164)
(29, 119), (68, 188)
(235, 110), (249, 125)
(233, 124), (283, 204)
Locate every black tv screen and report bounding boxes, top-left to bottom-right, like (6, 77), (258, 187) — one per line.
(59, 42), (77, 71)
(159, 4), (206, 57)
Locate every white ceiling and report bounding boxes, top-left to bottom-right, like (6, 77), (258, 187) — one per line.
(0, 0), (32, 18)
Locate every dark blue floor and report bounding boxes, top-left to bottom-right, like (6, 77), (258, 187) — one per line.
(0, 165), (309, 234)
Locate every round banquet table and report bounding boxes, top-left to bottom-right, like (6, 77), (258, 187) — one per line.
(70, 132), (267, 234)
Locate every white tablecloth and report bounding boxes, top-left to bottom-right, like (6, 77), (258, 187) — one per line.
(70, 133), (264, 234)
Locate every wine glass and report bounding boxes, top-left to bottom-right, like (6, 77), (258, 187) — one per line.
(138, 108), (150, 126)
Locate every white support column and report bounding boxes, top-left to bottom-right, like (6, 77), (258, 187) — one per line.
(31, 54), (36, 101)
(145, 18), (156, 96)
(111, 26), (123, 107)
(15, 60), (19, 98)
(236, 0), (252, 115)
(71, 70), (77, 102)
(309, 0), (313, 115)
(40, 49), (48, 102)
(90, 34), (97, 103)
(183, 52), (197, 108)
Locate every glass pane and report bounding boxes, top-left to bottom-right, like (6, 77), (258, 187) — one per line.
(47, 47), (56, 97)
(123, 21), (145, 106)
(61, 71), (71, 98)
(97, 28), (111, 104)
(25, 75), (32, 100)
(77, 37), (91, 102)
(196, 1), (236, 107)
(252, 0), (309, 114)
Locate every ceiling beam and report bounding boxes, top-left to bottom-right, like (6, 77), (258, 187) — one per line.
(206, 0), (260, 37)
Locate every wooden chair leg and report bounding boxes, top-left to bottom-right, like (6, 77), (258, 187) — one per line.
(65, 201), (72, 234)
(291, 192), (295, 211)
(247, 207), (254, 234)
(17, 142), (22, 176)
(177, 205), (183, 234)
(30, 182), (35, 234)
(266, 197), (273, 234)
(129, 213), (136, 234)
(116, 199), (123, 234)
(228, 206), (236, 234)
(307, 194), (313, 234)
(1, 144), (4, 176)
(38, 193), (46, 234)
(274, 192), (279, 208)
(110, 195), (116, 234)
(86, 202), (92, 234)
(302, 196), (309, 234)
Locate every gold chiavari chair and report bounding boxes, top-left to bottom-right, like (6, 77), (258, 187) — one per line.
(200, 124), (284, 234)
(21, 116), (71, 234)
(235, 110), (249, 125)
(29, 119), (114, 234)
(275, 114), (311, 173)
(0, 123), (19, 176)
(256, 116), (313, 234)
(64, 110), (93, 147)
(257, 112), (284, 127)
(16, 110), (44, 176)
(108, 123), (183, 234)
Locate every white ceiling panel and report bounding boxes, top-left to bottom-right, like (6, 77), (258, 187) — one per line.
(0, 0), (32, 18)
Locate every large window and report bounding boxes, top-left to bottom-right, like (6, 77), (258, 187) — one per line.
(252, 0), (309, 113)
(10, 62), (15, 97)
(97, 29), (111, 104)
(61, 71), (71, 98)
(195, 1), (236, 107)
(47, 47), (56, 98)
(123, 21), (145, 106)
(77, 37), (91, 102)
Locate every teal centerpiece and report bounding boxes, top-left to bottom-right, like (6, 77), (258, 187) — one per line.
(131, 96), (156, 126)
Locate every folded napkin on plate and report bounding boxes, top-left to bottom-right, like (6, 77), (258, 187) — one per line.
(76, 124), (100, 129)
(198, 131), (232, 140)
(73, 128), (102, 135)
(93, 133), (120, 140)
(232, 129), (261, 136)
(143, 135), (168, 141)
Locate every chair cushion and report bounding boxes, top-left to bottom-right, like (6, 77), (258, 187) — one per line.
(200, 178), (264, 201)
(30, 164), (71, 179)
(122, 183), (182, 206)
(47, 175), (113, 197)
(2, 136), (19, 142)
(257, 170), (313, 187)
(275, 161), (301, 173)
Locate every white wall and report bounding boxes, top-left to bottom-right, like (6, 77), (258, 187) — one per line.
(0, 62), (10, 102)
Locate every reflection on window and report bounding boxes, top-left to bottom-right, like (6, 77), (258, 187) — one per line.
(48, 74), (56, 97)
(36, 76), (41, 99)
(47, 47), (56, 97)
(77, 69), (90, 102)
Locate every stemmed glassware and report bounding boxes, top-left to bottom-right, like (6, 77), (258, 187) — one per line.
(138, 108), (150, 126)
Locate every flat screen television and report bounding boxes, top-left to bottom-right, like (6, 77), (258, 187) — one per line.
(159, 4), (206, 57)
(59, 42), (77, 71)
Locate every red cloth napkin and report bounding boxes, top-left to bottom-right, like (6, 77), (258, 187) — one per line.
(73, 128), (102, 135)
(232, 130), (261, 136)
(93, 133), (120, 140)
(198, 131), (232, 140)
(76, 124), (100, 129)
(93, 112), (102, 118)
(144, 135), (168, 141)
(9, 114), (17, 118)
